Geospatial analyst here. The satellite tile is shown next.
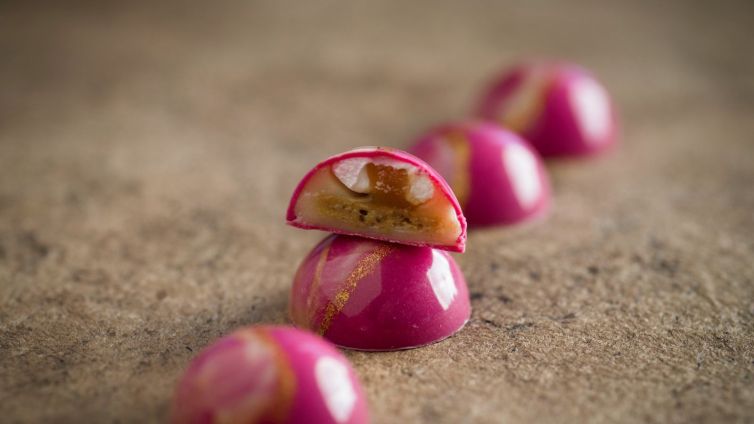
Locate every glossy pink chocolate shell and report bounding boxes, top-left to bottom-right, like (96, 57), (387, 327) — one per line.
(410, 121), (551, 227)
(171, 325), (369, 424)
(286, 146), (467, 252)
(476, 62), (618, 157)
(290, 235), (470, 351)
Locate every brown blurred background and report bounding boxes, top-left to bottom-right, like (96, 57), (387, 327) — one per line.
(1, 1), (753, 423)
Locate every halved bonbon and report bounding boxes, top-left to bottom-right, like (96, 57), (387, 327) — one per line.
(287, 147), (467, 252)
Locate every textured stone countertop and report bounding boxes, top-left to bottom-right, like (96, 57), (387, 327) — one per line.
(1, 1), (752, 423)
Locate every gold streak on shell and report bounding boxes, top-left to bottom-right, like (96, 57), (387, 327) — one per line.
(221, 328), (297, 424)
(300, 238), (333, 327)
(500, 67), (553, 134)
(317, 244), (393, 336)
(444, 131), (471, 207)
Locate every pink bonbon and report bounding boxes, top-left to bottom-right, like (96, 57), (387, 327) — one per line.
(410, 121), (551, 227)
(171, 325), (369, 424)
(476, 62), (617, 157)
(290, 235), (470, 351)
(286, 147), (467, 252)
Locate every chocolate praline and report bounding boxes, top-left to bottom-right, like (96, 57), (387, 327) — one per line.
(409, 121), (551, 227)
(476, 61), (618, 157)
(286, 146), (467, 252)
(171, 325), (369, 424)
(290, 235), (470, 351)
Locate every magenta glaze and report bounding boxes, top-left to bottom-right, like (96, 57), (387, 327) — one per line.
(290, 235), (470, 351)
(409, 121), (551, 227)
(476, 62), (618, 157)
(286, 146), (467, 252)
(171, 325), (369, 424)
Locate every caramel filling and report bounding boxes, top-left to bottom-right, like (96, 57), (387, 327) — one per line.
(315, 193), (439, 233)
(364, 164), (414, 208)
(316, 163), (441, 233)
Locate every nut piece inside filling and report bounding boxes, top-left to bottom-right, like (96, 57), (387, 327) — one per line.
(332, 158), (434, 206)
(321, 158), (439, 233)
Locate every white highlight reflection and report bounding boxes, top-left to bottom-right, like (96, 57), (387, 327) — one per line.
(427, 250), (457, 310)
(503, 143), (541, 209)
(315, 356), (357, 423)
(570, 77), (610, 143)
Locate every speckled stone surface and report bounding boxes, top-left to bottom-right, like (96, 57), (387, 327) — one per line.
(1, 1), (753, 423)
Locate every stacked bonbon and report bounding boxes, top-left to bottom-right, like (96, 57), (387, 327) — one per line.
(286, 147), (472, 350)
